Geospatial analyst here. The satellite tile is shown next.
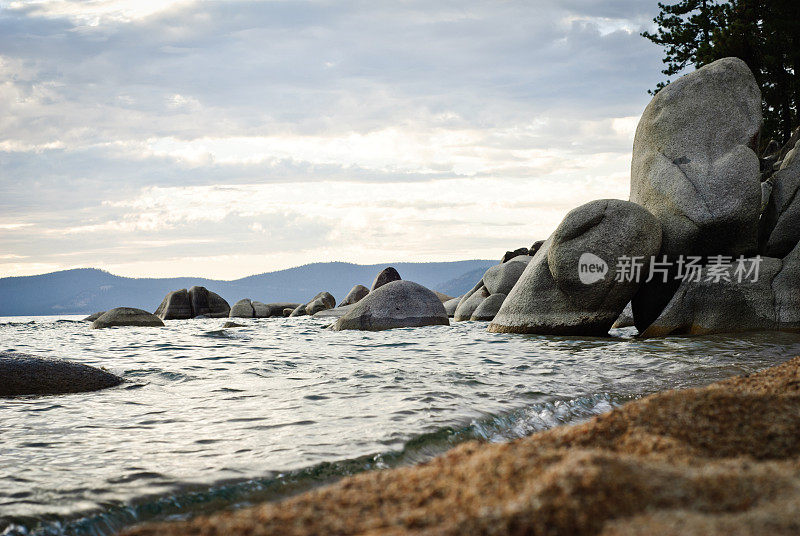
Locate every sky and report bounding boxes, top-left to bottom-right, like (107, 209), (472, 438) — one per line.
(0, 0), (666, 280)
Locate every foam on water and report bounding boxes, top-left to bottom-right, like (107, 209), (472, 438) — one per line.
(2, 315), (799, 535)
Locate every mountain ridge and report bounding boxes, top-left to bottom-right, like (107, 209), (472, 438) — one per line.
(0, 261), (495, 316)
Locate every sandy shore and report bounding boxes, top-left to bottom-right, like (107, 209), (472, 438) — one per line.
(123, 357), (800, 535)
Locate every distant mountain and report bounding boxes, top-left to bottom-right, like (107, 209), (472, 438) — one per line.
(435, 267), (487, 298)
(0, 260), (496, 316)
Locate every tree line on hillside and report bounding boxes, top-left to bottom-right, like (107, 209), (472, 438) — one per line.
(643, 0), (800, 148)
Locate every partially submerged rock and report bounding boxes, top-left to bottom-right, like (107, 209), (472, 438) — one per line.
(313, 304), (354, 319)
(0, 352), (123, 396)
(453, 286), (489, 321)
(155, 287), (230, 319)
(443, 297), (460, 318)
(330, 280), (448, 331)
(82, 311), (105, 322)
(489, 199), (662, 335)
(229, 299), (255, 318)
(470, 293), (506, 321)
(155, 289), (193, 320)
(339, 285), (369, 307)
(305, 292), (336, 315)
(370, 267), (401, 291)
(92, 307), (164, 329)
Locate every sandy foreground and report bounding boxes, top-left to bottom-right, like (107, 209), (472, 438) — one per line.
(123, 357), (800, 536)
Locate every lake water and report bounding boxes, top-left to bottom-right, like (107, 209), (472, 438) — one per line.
(2, 315), (800, 535)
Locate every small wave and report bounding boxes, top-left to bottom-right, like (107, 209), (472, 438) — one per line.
(4, 394), (622, 536)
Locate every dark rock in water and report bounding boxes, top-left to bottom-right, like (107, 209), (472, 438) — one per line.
(188, 286), (211, 317)
(222, 321), (246, 328)
(454, 286), (490, 322)
(155, 289), (193, 320)
(263, 303), (302, 317)
(470, 293), (506, 321)
(92, 307), (164, 329)
(340, 285), (369, 307)
(252, 301), (270, 318)
(289, 304), (308, 317)
(306, 292), (336, 315)
(207, 291), (231, 318)
(370, 267), (401, 291)
(529, 240), (545, 257)
(489, 199), (662, 335)
(330, 280), (448, 331)
(282, 307), (294, 317)
(0, 352), (123, 397)
(83, 311), (105, 322)
(443, 297), (460, 318)
(501, 248), (529, 263)
(229, 299), (255, 318)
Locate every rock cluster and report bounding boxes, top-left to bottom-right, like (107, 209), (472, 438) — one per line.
(155, 286), (230, 319)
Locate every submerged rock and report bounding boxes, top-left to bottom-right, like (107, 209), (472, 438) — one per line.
(92, 307), (164, 329)
(330, 280), (448, 331)
(340, 285), (369, 307)
(489, 199), (662, 335)
(370, 267), (401, 291)
(0, 352), (123, 396)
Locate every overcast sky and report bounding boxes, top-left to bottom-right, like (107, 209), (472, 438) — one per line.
(0, 0), (665, 279)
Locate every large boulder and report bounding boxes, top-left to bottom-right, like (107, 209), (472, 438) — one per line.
(186, 286), (230, 318)
(630, 57), (761, 258)
(641, 241), (800, 337)
(330, 280), (449, 331)
(92, 307), (165, 329)
(207, 291), (231, 318)
(454, 286), (490, 322)
(483, 256), (532, 295)
(0, 352), (123, 396)
(629, 57), (762, 332)
(229, 299), (255, 318)
(470, 293), (506, 321)
(489, 199), (662, 335)
(759, 156), (800, 257)
(370, 267), (401, 291)
(340, 285), (369, 307)
(155, 289), (193, 320)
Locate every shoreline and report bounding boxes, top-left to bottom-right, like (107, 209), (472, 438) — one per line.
(122, 356), (800, 535)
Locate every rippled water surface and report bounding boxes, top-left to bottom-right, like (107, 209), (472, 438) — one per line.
(2, 315), (800, 535)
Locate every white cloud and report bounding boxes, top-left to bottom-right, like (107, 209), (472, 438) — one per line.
(0, 0), (664, 278)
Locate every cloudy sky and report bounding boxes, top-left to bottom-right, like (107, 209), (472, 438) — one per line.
(0, 0), (665, 279)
